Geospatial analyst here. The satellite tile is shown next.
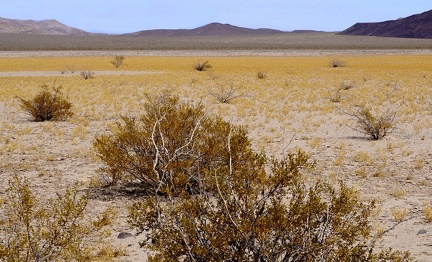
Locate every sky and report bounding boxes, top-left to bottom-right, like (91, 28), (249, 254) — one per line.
(1, 1), (431, 34)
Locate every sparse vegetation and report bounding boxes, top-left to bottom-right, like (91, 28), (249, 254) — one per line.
(194, 60), (211, 71)
(1, 54), (431, 261)
(207, 83), (248, 103)
(80, 70), (94, 80)
(423, 203), (432, 222)
(110, 55), (125, 68)
(18, 84), (74, 122)
(329, 87), (342, 102)
(341, 80), (356, 90)
(257, 70), (266, 79)
(391, 207), (408, 222)
(341, 106), (396, 140)
(331, 58), (346, 67)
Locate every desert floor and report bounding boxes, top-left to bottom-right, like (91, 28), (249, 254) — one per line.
(1, 50), (432, 261)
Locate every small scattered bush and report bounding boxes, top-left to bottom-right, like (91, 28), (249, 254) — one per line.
(194, 60), (211, 71)
(391, 207), (408, 222)
(423, 203), (432, 222)
(110, 55), (125, 68)
(0, 175), (119, 261)
(331, 58), (346, 67)
(207, 83), (248, 103)
(66, 64), (76, 73)
(342, 106), (396, 140)
(341, 80), (356, 90)
(257, 70), (267, 79)
(60, 64), (76, 74)
(329, 87), (342, 102)
(80, 70), (94, 80)
(18, 84), (74, 122)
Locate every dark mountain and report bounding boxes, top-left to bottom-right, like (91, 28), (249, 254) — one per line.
(0, 17), (90, 35)
(339, 9), (432, 39)
(123, 22), (286, 37)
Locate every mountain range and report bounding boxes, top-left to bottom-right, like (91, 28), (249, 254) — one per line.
(1, 9), (432, 39)
(0, 17), (89, 35)
(122, 22), (288, 37)
(339, 9), (432, 38)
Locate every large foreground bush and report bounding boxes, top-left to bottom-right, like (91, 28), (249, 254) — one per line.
(95, 92), (412, 261)
(94, 91), (244, 195)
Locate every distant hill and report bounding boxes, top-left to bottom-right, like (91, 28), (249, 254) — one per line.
(123, 22), (287, 37)
(0, 17), (90, 35)
(339, 9), (432, 39)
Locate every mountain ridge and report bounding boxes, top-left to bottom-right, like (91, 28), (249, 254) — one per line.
(0, 17), (90, 35)
(339, 9), (432, 39)
(122, 22), (289, 37)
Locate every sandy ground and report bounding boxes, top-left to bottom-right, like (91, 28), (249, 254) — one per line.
(1, 50), (432, 261)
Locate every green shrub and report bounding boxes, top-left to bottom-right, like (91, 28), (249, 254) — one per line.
(18, 84), (74, 122)
(0, 175), (119, 261)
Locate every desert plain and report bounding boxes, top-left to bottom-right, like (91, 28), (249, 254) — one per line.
(1, 47), (432, 261)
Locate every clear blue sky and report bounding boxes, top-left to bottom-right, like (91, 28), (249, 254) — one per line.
(1, 0), (431, 34)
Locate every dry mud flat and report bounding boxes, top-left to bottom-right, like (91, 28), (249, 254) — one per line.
(1, 51), (432, 261)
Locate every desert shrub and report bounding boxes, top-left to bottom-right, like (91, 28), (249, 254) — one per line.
(423, 203), (432, 222)
(80, 70), (94, 80)
(125, 125), (411, 261)
(194, 60), (211, 71)
(94, 91), (245, 194)
(331, 58), (345, 67)
(257, 70), (267, 79)
(18, 84), (74, 122)
(341, 80), (356, 90)
(343, 106), (396, 140)
(94, 92), (412, 261)
(329, 87), (342, 102)
(207, 83), (249, 103)
(0, 175), (119, 261)
(67, 64), (76, 73)
(60, 64), (77, 74)
(110, 55), (125, 68)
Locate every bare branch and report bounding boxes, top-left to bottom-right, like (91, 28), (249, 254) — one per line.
(208, 82), (250, 103)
